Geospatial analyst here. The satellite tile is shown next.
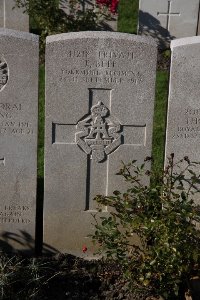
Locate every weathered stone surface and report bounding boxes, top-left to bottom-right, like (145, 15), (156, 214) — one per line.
(0, 29), (39, 252)
(44, 32), (157, 256)
(165, 36), (200, 173)
(0, 0), (29, 32)
(138, 0), (200, 48)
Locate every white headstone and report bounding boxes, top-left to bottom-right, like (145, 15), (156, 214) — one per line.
(0, 0), (29, 32)
(138, 0), (200, 48)
(44, 32), (157, 256)
(0, 0), (4, 27)
(165, 36), (200, 174)
(0, 29), (38, 252)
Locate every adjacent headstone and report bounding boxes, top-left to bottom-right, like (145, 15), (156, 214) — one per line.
(59, 0), (117, 31)
(138, 0), (200, 48)
(44, 32), (157, 256)
(0, 29), (38, 252)
(197, 7), (200, 36)
(0, 0), (29, 32)
(165, 36), (200, 173)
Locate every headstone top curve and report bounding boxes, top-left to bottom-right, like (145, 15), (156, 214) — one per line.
(0, 28), (38, 42)
(171, 36), (200, 49)
(46, 31), (157, 47)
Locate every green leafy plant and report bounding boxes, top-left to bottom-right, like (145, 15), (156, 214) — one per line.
(14, 0), (102, 60)
(91, 154), (200, 299)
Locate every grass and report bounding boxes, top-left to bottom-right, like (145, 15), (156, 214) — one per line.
(118, 0), (139, 33)
(37, 65), (45, 179)
(152, 71), (169, 174)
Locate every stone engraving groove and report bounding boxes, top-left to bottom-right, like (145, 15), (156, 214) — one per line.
(157, 0), (180, 31)
(0, 57), (8, 91)
(76, 101), (122, 162)
(0, 158), (5, 165)
(51, 89), (146, 211)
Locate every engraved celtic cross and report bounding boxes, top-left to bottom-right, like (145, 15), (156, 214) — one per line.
(157, 0), (180, 31)
(52, 88), (146, 210)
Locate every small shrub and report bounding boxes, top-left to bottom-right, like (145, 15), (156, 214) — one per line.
(14, 0), (102, 60)
(91, 154), (200, 299)
(96, 0), (119, 15)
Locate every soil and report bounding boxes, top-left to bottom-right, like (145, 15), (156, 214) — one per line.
(35, 254), (160, 300)
(157, 50), (171, 71)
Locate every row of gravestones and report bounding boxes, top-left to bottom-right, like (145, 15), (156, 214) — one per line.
(0, 28), (199, 257)
(2, 0), (200, 47)
(60, 0), (200, 47)
(61, 0), (200, 40)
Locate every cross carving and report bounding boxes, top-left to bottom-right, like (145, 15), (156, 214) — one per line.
(52, 89), (146, 211)
(157, 0), (180, 31)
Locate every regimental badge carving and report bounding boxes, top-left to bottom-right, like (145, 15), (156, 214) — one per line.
(76, 101), (122, 162)
(0, 58), (8, 91)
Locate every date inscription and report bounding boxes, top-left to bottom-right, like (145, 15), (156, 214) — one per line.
(60, 50), (143, 85)
(0, 103), (34, 135)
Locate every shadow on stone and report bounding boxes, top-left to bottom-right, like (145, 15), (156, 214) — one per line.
(0, 230), (59, 255)
(188, 276), (200, 300)
(138, 10), (175, 49)
(0, 177), (59, 256)
(36, 177), (44, 255)
(99, 18), (117, 31)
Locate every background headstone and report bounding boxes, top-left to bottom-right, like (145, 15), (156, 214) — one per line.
(0, 29), (38, 252)
(59, 0), (118, 31)
(0, 0), (4, 27)
(0, 0), (29, 32)
(44, 32), (157, 256)
(165, 36), (200, 177)
(138, 0), (200, 48)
